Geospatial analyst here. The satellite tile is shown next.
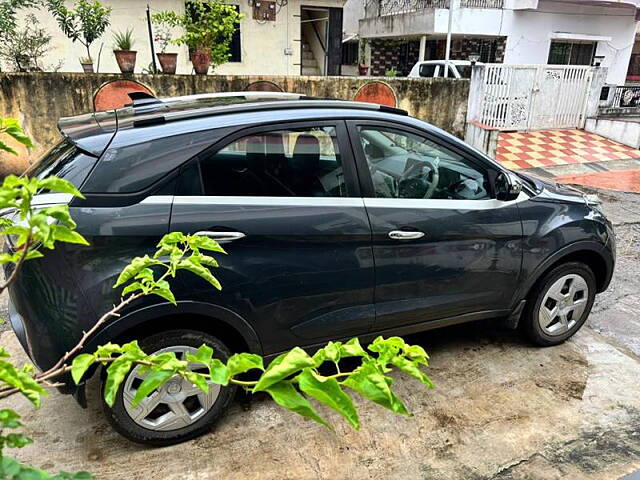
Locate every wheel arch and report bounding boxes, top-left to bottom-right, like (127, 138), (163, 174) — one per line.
(83, 300), (262, 360)
(515, 241), (613, 308)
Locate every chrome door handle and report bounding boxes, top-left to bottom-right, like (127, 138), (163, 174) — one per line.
(194, 231), (246, 243)
(388, 230), (425, 241)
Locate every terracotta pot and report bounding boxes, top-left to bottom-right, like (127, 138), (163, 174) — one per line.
(81, 62), (94, 73)
(114, 50), (137, 73)
(192, 50), (211, 75)
(358, 63), (369, 76)
(157, 52), (178, 74)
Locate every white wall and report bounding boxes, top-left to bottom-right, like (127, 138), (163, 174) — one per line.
(359, 0), (638, 85)
(500, 1), (637, 85)
(7, 0), (344, 76)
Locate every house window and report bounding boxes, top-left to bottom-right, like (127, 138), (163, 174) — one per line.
(186, 2), (241, 62)
(548, 41), (595, 66)
(342, 41), (358, 65)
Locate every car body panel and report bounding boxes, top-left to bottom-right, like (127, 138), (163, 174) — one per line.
(4, 98), (615, 394)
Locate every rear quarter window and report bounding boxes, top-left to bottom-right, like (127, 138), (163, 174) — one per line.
(25, 140), (97, 191)
(81, 128), (232, 194)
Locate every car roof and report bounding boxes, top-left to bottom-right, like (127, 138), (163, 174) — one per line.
(414, 60), (481, 66)
(57, 92), (409, 155)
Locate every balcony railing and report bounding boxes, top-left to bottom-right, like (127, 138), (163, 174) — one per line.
(460, 0), (504, 7)
(365, 0), (503, 17)
(612, 85), (640, 108)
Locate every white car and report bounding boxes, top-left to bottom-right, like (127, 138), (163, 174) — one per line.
(408, 60), (481, 79)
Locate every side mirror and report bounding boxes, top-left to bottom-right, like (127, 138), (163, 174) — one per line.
(494, 171), (522, 201)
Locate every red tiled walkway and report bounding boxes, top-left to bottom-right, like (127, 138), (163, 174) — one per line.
(496, 130), (640, 170)
(555, 169), (640, 194)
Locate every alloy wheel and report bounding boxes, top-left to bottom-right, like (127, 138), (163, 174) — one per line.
(122, 346), (220, 431)
(537, 273), (589, 336)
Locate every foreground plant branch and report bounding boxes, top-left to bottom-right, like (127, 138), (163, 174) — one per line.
(0, 146), (435, 478)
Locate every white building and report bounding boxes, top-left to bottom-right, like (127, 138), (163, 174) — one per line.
(350, 0), (639, 85)
(8, 0), (346, 76)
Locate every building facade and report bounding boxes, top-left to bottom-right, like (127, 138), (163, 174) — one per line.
(351, 0), (639, 85)
(7, 0), (346, 76)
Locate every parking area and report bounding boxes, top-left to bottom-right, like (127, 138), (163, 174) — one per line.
(0, 187), (638, 479)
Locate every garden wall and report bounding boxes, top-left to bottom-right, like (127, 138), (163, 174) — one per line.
(0, 73), (469, 174)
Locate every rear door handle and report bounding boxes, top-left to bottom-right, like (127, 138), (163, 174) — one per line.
(194, 231), (246, 243)
(388, 230), (425, 241)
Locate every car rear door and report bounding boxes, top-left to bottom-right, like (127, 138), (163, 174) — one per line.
(347, 120), (523, 331)
(169, 121), (375, 355)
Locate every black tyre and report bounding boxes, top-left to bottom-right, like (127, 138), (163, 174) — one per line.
(522, 262), (596, 347)
(101, 329), (237, 446)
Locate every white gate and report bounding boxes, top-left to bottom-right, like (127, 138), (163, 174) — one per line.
(472, 64), (594, 131)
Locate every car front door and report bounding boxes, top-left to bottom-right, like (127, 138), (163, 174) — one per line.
(347, 121), (523, 331)
(169, 121), (375, 355)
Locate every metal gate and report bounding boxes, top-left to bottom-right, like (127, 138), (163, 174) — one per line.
(473, 64), (594, 131)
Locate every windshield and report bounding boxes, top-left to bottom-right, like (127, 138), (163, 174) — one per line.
(24, 140), (98, 191)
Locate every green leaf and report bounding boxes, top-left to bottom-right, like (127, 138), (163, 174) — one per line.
(37, 177), (83, 198)
(131, 370), (175, 407)
(158, 232), (186, 246)
(0, 141), (18, 156)
(254, 347), (315, 392)
(151, 279), (176, 305)
(103, 357), (134, 407)
(186, 344), (213, 364)
(71, 354), (95, 384)
(184, 371), (209, 393)
(227, 352), (263, 378)
(121, 281), (142, 297)
(340, 337), (369, 359)
(343, 360), (409, 416)
(188, 235), (227, 253)
(297, 369), (359, 429)
(390, 356), (433, 388)
(51, 225), (89, 246)
(5, 432), (33, 449)
(176, 259), (221, 290)
(263, 381), (330, 429)
(114, 255), (162, 288)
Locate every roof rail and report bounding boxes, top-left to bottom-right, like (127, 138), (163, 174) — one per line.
(122, 92), (409, 128)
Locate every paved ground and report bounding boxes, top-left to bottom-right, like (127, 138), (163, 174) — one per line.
(1, 187), (640, 479)
(497, 130), (640, 194)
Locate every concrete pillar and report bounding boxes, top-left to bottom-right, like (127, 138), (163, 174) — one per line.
(419, 36), (427, 61)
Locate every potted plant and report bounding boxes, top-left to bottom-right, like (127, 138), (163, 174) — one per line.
(153, 0), (242, 75)
(112, 28), (136, 73)
(357, 39), (370, 76)
(47, 0), (111, 73)
(152, 20), (177, 74)
(79, 55), (93, 73)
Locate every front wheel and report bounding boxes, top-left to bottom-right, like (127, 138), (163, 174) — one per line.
(101, 329), (237, 446)
(522, 262), (596, 346)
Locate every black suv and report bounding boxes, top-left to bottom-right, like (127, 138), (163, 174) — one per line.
(6, 93), (615, 445)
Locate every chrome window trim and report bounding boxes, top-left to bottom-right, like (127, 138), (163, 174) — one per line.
(32, 193), (74, 206)
(172, 196), (365, 207)
(363, 191), (530, 210)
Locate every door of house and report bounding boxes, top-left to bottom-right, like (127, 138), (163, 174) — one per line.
(472, 64), (594, 131)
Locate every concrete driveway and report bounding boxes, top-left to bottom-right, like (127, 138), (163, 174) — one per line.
(2, 190), (640, 480)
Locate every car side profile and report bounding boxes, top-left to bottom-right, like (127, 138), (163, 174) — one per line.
(5, 92), (615, 445)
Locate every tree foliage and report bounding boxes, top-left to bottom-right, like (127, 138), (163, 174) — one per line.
(46, 0), (111, 61)
(152, 0), (242, 68)
(0, 0), (40, 40)
(0, 14), (55, 72)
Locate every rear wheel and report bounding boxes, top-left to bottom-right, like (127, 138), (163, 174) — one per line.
(522, 262), (596, 346)
(101, 330), (236, 446)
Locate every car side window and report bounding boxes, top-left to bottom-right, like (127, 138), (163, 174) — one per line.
(419, 64), (437, 77)
(357, 126), (491, 200)
(197, 126), (347, 197)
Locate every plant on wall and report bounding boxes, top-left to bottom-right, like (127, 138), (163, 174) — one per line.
(151, 17), (178, 74)
(0, 0), (40, 40)
(112, 28), (136, 73)
(152, 0), (242, 75)
(46, 0), (111, 72)
(0, 14), (59, 72)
